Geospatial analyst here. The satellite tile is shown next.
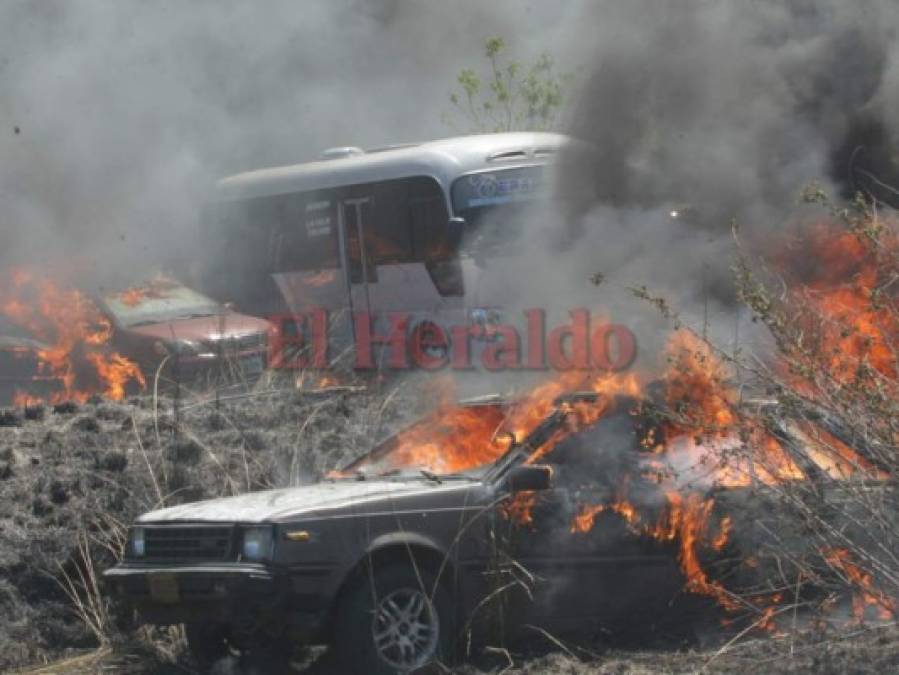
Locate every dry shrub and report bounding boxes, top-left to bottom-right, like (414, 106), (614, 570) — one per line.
(730, 192), (899, 624)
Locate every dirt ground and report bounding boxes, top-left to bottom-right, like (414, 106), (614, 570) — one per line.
(0, 382), (425, 672)
(14, 623), (899, 674)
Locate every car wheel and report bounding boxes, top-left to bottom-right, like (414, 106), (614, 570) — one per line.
(335, 563), (456, 674)
(184, 622), (230, 671)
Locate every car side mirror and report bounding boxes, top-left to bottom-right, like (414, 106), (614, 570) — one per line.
(506, 464), (552, 492)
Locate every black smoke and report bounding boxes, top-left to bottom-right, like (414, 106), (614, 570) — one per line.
(552, 1), (899, 317)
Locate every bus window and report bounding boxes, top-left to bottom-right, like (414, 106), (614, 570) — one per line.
(274, 193), (340, 272)
(363, 176), (449, 266)
(451, 165), (545, 254)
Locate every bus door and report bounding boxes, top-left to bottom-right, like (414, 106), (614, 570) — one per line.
(338, 197), (375, 351)
(266, 194), (349, 369)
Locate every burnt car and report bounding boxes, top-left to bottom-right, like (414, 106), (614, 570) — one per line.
(96, 279), (272, 384)
(0, 317), (62, 406)
(104, 393), (713, 673)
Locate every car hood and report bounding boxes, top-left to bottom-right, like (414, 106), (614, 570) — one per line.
(125, 312), (270, 342)
(0, 334), (49, 352)
(137, 478), (485, 524)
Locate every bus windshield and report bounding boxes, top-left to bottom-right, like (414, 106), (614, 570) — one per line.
(451, 165), (546, 254)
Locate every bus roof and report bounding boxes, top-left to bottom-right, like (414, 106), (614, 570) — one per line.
(215, 132), (572, 201)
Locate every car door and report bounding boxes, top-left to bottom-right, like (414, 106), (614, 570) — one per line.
(495, 411), (683, 636)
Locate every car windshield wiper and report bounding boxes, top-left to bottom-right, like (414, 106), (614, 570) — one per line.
(420, 469), (442, 484)
(124, 319), (164, 327)
(174, 312), (219, 320)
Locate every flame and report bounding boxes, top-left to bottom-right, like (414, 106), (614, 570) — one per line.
(502, 490), (537, 527)
(823, 548), (896, 622)
(12, 391), (45, 408)
(649, 492), (739, 610)
(661, 331), (736, 433)
(774, 221), (899, 389)
(711, 515), (732, 551)
(86, 352), (145, 401)
(295, 372), (341, 389)
(111, 275), (178, 307)
(570, 492), (737, 610)
(303, 270), (337, 287)
(370, 401), (510, 474)
(1, 268), (146, 404)
(570, 499), (639, 534)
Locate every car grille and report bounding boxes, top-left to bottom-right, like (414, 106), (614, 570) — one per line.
(143, 525), (235, 561)
(221, 333), (266, 353)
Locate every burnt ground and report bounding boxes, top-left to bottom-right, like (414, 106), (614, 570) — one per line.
(13, 623), (899, 674)
(0, 380), (423, 673)
(0, 382), (896, 674)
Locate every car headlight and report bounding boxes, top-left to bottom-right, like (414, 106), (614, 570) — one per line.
(154, 339), (203, 357)
(130, 527), (146, 557)
(170, 339), (203, 356)
(241, 526), (274, 561)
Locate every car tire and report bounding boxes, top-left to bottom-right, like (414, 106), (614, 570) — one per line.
(184, 622), (230, 671)
(334, 563), (456, 674)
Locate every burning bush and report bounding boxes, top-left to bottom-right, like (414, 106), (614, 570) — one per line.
(729, 193), (899, 625)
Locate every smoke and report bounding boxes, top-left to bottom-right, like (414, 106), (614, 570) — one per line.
(538, 0), (899, 343)
(5, 1), (898, 374)
(0, 0), (583, 287)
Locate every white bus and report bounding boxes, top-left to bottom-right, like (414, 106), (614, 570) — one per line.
(201, 132), (571, 369)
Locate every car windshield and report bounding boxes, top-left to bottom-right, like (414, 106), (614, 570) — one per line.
(451, 165), (547, 255)
(103, 281), (222, 327)
(0, 316), (36, 341)
(341, 401), (512, 477)
(339, 395), (587, 481)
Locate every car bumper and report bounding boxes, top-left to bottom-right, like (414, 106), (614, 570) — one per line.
(103, 562), (326, 640)
(145, 349), (268, 382)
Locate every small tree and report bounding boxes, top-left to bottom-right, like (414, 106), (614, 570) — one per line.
(445, 36), (573, 133)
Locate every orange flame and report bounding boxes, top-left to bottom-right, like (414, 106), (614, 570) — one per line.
(649, 492), (739, 610)
(570, 499), (639, 534)
(774, 221), (899, 389)
(12, 391), (45, 408)
(1, 268), (146, 404)
(502, 490), (537, 527)
(111, 276), (177, 307)
(823, 548), (896, 622)
(370, 401), (510, 475)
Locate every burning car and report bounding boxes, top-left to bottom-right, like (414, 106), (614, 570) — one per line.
(104, 390), (740, 673)
(96, 278), (272, 385)
(0, 317), (63, 406)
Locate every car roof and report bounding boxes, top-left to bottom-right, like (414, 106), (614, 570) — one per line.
(215, 132), (572, 202)
(0, 316), (35, 340)
(0, 317), (49, 351)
